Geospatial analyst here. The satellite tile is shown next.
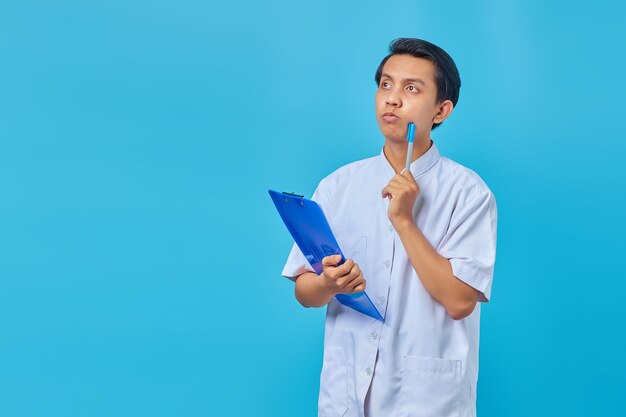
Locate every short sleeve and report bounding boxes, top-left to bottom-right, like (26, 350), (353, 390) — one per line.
(437, 190), (498, 302)
(280, 179), (333, 282)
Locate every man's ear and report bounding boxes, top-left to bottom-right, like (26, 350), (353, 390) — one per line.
(433, 100), (454, 124)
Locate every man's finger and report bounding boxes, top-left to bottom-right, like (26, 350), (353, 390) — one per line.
(351, 279), (367, 293)
(330, 258), (353, 277)
(394, 172), (414, 186)
(322, 254), (342, 267)
(343, 272), (363, 290)
(385, 184), (402, 197)
(401, 170), (415, 180)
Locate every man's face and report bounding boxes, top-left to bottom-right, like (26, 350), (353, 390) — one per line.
(375, 54), (443, 142)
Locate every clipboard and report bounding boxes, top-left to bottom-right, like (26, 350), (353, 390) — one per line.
(269, 189), (384, 322)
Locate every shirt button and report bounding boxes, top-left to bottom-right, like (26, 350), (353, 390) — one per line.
(384, 260), (391, 268)
(370, 331), (378, 339)
(366, 367), (372, 375)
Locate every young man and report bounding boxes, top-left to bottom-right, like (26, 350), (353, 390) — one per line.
(281, 38), (497, 417)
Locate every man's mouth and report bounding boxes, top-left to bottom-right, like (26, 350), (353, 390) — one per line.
(382, 112), (399, 122)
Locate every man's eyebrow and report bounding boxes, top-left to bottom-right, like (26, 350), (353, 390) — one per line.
(380, 73), (426, 86)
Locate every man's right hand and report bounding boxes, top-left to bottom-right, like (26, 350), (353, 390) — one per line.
(320, 254), (367, 295)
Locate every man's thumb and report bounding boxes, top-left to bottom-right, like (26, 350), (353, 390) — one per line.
(325, 254), (341, 265)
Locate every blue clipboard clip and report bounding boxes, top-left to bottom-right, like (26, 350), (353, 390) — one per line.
(269, 189), (384, 322)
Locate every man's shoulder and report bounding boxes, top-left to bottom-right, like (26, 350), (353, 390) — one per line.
(319, 154), (379, 188)
(437, 156), (495, 201)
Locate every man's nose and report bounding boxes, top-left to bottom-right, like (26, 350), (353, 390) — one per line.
(386, 89), (401, 106)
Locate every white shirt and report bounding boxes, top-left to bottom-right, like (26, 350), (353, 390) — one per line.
(281, 140), (498, 417)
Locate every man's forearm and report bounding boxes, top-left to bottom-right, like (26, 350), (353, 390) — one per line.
(394, 219), (478, 319)
(294, 272), (335, 308)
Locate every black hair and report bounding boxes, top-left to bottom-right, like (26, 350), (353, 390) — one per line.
(375, 38), (461, 130)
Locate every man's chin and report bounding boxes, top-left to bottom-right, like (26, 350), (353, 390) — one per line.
(383, 134), (408, 143)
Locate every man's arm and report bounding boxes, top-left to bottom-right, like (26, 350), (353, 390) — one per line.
(382, 170), (480, 320)
(294, 272), (335, 307)
(394, 219), (479, 320)
(294, 255), (367, 308)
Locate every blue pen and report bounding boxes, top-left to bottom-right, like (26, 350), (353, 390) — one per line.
(404, 123), (415, 172)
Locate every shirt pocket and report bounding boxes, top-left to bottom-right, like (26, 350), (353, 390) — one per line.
(318, 347), (349, 417)
(335, 229), (367, 266)
(396, 355), (463, 417)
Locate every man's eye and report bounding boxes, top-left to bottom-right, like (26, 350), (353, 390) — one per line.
(381, 81), (391, 88)
(407, 85), (418, 92)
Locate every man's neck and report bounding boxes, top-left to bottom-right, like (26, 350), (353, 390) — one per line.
(383, 137), (433, 174)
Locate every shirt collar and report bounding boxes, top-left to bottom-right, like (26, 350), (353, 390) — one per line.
(378, 140), (441, 179)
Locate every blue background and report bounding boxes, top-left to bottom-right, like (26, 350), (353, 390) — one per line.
(1, 1), (625, 416)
